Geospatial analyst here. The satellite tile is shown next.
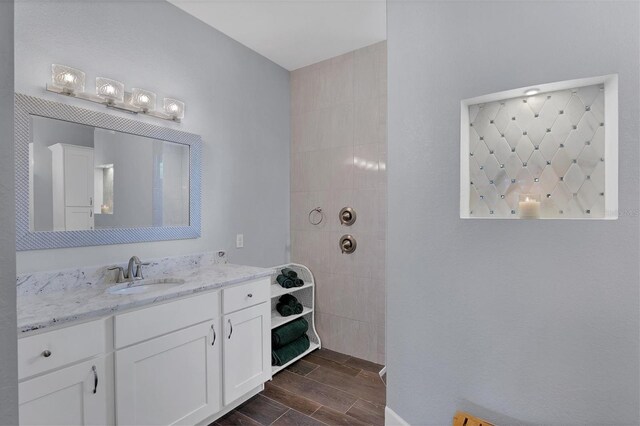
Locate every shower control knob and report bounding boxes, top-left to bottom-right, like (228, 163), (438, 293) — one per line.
(339, 207), (356, 226)
(339, 235), (357, 254)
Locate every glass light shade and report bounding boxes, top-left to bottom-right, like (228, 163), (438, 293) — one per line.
(96, 77), (125, 103)
(51, 64), (85, 94)
(164, 98), (185, 120)
(130, 88), (156, 112)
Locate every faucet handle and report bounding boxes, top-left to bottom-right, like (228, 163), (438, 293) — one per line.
(108, 266), (125, 283)
(134, 262), (150, 279)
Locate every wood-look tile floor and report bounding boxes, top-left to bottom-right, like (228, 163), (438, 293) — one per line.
(212, 349), (386, 426)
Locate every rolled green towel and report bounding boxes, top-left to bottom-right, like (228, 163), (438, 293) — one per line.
(279, 294), (299, 306)
(276, 302), (294, 317)
(272, 318), (309, 348)
(293, 303), (303, 315)
(294, 278), (304, 287)
(281, 268), (298, 279)
(272, 334), (310, 366)
(276, 274), (294, 288)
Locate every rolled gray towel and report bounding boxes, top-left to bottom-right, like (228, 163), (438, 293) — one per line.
(281, 268), (298, 279)
(276, 274), (294, 288)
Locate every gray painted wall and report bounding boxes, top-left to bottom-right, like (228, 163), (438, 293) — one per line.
(0, 0), (18, 423)
(15, 0), (290, 273)
(387, 1), (639, 425)
(93, 129), (155, 229)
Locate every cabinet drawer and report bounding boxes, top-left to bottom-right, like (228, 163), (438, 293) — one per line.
(18, 319), (107, 380)
(114, 291), (219, 349)
(223, 278), (270, 314)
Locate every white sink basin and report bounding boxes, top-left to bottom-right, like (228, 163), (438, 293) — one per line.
(107, 278), (186, 295)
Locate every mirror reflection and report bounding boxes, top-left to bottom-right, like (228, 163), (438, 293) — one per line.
(29, 116), (190, 232)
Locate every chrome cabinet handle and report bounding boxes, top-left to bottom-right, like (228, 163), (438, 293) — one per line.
(89, 197), (93, 206)
(42, 350), (52, 358)
(211, 324), (216, 346)
(92, 365), (98, 394)
(228, 319), (233, 339)
(247, 293), (253, 298)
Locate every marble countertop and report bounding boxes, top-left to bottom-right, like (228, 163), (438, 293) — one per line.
(17, 261), (273, 335)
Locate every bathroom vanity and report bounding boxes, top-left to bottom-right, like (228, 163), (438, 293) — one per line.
(16, 256), (272, 426)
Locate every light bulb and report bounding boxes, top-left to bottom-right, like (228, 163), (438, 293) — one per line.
(51, 64), (85, 94)
(130, 88), (156, 112)
(96, 77), (124, 103)
(524, 88), (540, 96)
(163, 98), (185, 120)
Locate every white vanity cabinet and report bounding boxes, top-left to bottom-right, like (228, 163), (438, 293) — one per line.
(222, 279), (271, 405)
(17, 276), (272, 426)
(222, 302), (271, 404)
(114, 292), (221, 426)
(17, 318), (112, 426)
(19, 357), (110, 426)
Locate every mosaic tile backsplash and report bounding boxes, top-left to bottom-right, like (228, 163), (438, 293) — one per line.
(468, 84), (605, 218)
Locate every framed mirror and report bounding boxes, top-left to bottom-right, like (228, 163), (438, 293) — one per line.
(15, 93), (202, 250)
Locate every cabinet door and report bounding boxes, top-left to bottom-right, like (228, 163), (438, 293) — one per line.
(116, 321), (220, 426)
(223, 302), (270, 405)
(64, 146), (94, 207)
(19, 357), (109, 426)
(65, 207), (94, 231)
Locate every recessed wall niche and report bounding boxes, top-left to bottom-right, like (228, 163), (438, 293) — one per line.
(460, 75), (618, 219)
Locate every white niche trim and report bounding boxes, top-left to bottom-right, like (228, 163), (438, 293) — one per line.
(460, 74), (618, 220)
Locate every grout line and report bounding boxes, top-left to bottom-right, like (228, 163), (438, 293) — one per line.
(305, 364), (320, 376)
(345, 398), (359, 414)
(353, 398), (386, 417)
(262, 383), (328, 417)
(269, 409), (290, 425)
(233, 411), (259, 424)
(301, 372), (362, 411)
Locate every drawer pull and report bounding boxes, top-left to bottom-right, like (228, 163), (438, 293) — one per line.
(92, 365), (98, 394)
(247, 293), (253, 298)
(228, 319), (233, 339)
(42, 350), (52, 358)
(211, 324), (216, 346)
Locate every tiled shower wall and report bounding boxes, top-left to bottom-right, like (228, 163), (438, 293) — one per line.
(290, 42), (387, 364)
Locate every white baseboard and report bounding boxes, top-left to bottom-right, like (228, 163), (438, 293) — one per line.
(385, 406), (410, 426)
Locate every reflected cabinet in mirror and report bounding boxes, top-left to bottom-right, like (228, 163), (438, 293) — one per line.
(16, 94), (201, 250)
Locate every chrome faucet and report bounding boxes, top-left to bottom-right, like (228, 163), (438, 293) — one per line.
(109, 256), (150, 284)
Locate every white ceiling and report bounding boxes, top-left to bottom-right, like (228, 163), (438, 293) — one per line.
(168, 0), (387, 71)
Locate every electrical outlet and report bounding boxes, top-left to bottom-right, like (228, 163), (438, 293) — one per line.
(236, 234), (244, 248)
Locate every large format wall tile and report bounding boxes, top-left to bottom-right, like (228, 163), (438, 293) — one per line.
(291, 42), (387, 364)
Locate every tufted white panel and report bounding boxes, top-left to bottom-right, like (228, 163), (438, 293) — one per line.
(468, 84), (605, 218)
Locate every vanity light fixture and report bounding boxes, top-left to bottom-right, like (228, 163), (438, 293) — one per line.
(96, 77), (125, 105)
(45, 64), (186, 123)
(164, 98), (185, 121)
(51, 64), (85, 95)
(130, 88), (156, 112)
(524, 88), (540, 96)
